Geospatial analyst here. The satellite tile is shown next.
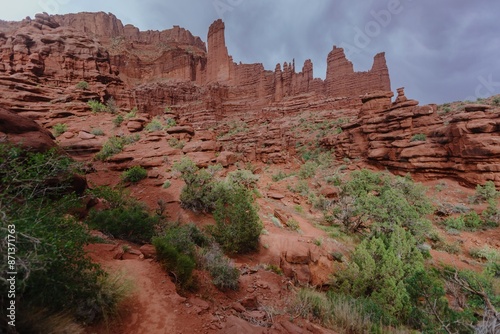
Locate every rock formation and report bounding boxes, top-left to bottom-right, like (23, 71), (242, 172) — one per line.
(0, 12), (499, 185)
(322, 88), (500, 186)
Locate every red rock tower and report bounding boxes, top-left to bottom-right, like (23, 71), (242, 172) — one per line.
(206, 19), (233, 83)
(325, 47), (391, 97)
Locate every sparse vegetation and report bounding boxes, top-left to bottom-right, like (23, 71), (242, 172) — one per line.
(121, 165), (147, 183)
(168, 137), (185, 149)
(113, 114), (124, 127)
(327, 170), (433, 240)
(86, 186), (160, 244)
(470, 180), (499, 204)
(90, 128), (105, 136)
(87, 99), (107, 114)
(199, 243), (240, 290)
(0, 145), (129, 329)
(210, 182), (262, 254)
(125, 107), (138, 119)
(162, 180), (171, 189)
(272, 170), (288, 182)
(75, 81), (89, 90)
(145, 117), (164, 132)
(95, 134), (140, 160)
(410, 133), (427, 142)
(53, 123), (67, 137)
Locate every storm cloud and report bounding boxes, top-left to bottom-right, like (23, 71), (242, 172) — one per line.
(3, 0), (500, 104)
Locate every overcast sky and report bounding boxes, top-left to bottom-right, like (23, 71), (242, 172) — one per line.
(2, 0), (500, 105)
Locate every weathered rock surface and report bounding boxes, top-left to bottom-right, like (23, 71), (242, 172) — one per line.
(1, 12), (500, 186)
(322, 88), (500, 186)
(0, 107), (56, 151)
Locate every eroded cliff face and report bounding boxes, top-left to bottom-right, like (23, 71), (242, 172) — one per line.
(1, 12), (499, 186)
(322, 89), (500, 186)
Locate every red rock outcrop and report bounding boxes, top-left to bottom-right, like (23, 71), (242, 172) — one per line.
(322, 88), (500, 186)
(1, 12), (500, 186)
(0, 107), (56, 151)
(326, 47), (390, 97)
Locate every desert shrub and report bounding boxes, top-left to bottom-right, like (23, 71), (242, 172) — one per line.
(0, 145), (128, 328)
(291, 289), (379, 333)
(286, 218), (300, 231)
(442, 215), (466, 230)
(199, 244), (239, 291)
(75, 81), (89, 90)
(493, 96), (500, 106)
(125, 107), (138, 119)
(153, 224), (208, 289)
(173, 157), (219, 212)
(329, 170), (433, 240)
(165, 118), (176, 128)
(95, 135), (139, 160)
(86, 202), (159, 243)
(168, 137), (185, 149)
(482, 199), (500, 227)
(272, 170), (288, 182)
(405, 270), (475, 333)
(113, 114), (124, 127)
(470, 181), (498, 204)
(105, 97), (118, 114)
(87, 185), (132, 209)
(90, 128), (105, 136)
(288, 180), (310, 196)
(162, 180), (171, 189)
(53, 123), (67, 137)
(121, 165), (147, 183)
(210, 183), (262, 254)
(87, 99), (107, 114)
(410, 133), (426, 142)
(335, 225), (425, 324)
(86, 187), (160, 243)
(226, 169), (259, 189)
(298, 161), (318, 179)
(145, 118), (164, 132)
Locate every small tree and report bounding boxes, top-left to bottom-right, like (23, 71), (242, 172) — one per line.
(211, 183), (262, 254)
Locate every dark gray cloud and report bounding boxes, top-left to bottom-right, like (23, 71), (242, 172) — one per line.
(3, 0), (500, 104)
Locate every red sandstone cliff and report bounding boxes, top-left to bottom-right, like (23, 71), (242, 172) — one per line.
(1, 12), (500, 186)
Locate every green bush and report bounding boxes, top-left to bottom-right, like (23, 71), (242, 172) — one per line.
(482, 199), (500, 227)
(153, 224), (208, 289)
(105, 97), (118, 114)
(226, 169), (259, 189)
(125, 107), (138, 119)
(493, 96), (500, 106)
(121, 166), (147, 183)
(199, 244), (239, 291)
(410, 133), (426, 142)
(87, 99), (107, 114)
(442, 215), (466, 230)
(470, 181), (498, 204)
(168, 138), (185, 149)
(145, 118), (164, 132)
(0, 144), (128, 327)
(113, 114), (124, 127)
(335, 225), (425, 323)
(162, 180), (171, 189)
(90, 128), (105, 136)
(53, 123), (67, 137)
(210, 183), (262, 254)
(330, 170), (433, 240)
(272, 170), (288, 182)
(86, 202), (158, 244)
(75, 81), (89, 90)
(298, 161), (318, 179)
(173, 157), (219, 212)
(95, 135), (139, 160)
